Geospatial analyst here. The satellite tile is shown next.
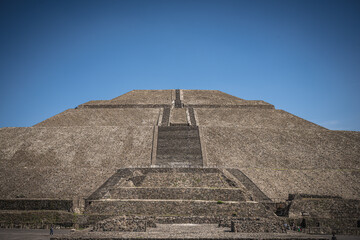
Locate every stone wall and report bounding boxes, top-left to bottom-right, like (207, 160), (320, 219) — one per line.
(288, 198), (360, 219)
(289, 217), (360, 235)
(79, 90), (174, 107)
(92, 216), (150, 232)
(200, 127), (360, 200)
(109, 90), (174, 105)
(34, 108), (160, 127)
(0, 211), (75, 229)
(82, 215), (243, 226)
(284, 198), (360, 235)
(231, 217), (286, 233)
(201, 127), (360, 169)
(242, 168), (360, 201)
(182, 90), (273, 108)
(86, 168), (244, 202)
(107, 187), (246, 201)
(85, 200), (272, 217)
(195, 109), (324, 129)
(132, 168), (237, 188)
(0, 126), (153, 199)
(0, 199), (72, 211)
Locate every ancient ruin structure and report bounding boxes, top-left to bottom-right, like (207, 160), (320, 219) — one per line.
(0, 89), (359, 239)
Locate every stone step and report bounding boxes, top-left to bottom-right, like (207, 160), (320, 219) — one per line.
(153, 163), (203, 168)
(156, 146), (201, 152)
(161, 108), (170, 126)
(158, 126), (199, 131)
(79, 215), (268, 226)
(157, 148), (202, 155)
(155, 158), (202, 165)
(138, 167), (220, 174)
(156, 123), (203, 166)
(157, 141), (201, 149)
(170, 123), (189, 126)
(153, 216), (235, 224)
(155, 155), (203, 163)
(188, 107), (197, 126)
(155, 160), (203, 167)
(87, 168), (240, 201)
(156, 148), (201, 153)
(87, 168), (135, 201)
(158, 132), (199, 137)
(157, 155), (202, 163)
(156, 152), (202, 157)
(174, 101), (182, 108)
(52, 227), (328, 240)
(157, 138), (199, 144)
(226, 169), (271, 202)
(151, 221), (284, 234)
(175, 89), (181, 100)
(106, 188), (246, 201)
(85, 199), (273, 217)
(158, 134), (200, 139)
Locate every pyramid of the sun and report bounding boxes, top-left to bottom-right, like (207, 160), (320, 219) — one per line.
(0, 89), (359, 233)
(1, 89), (359, 200)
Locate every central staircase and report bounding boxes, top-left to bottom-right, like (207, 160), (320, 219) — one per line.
(155, 126), (203, 167)
(85, 168), (279, 228)
(81, 89), (287, 236)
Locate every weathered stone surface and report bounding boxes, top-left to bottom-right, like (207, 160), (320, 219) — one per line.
(231, 217), (286, 233)
(0, 210), (74, 229)
(92, 216), (150, 232)
(182, 90), (273, 108)
(200, 127), (360, 200)
(107, 187), (247, 201)
(201, 128), (359, 169)
(35, 108), (160, 127)
(50, 223), (328, 240)
(156, 126), (203, 167)
(170, 108), (188, 125)
(195, 108), (324, 129)
(0, 199), (72, 211)
(85, 199), (272, 217)
(0, 126), (153, 198)
(0, 89), (359, 237)
(81, 90), (174, 107)
(288, 197), (360, 219)
(87, 168), (239, 201)
(241, 168), (360, 201)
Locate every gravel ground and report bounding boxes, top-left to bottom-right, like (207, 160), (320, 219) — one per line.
(47, 224), (359, 240)
(0, 229), (70, 240)
(1, 225), (359, 240)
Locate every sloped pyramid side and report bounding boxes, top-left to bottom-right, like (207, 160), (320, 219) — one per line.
(0, 89), (359, 201)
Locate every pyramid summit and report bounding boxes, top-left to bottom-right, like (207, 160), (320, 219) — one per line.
(0, 89), (359, 238)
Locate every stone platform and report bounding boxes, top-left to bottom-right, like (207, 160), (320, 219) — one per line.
(51, 224), (327, 240)
(1, 89), (359, 238)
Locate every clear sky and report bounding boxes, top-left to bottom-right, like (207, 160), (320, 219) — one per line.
(0, 0), (359, 130)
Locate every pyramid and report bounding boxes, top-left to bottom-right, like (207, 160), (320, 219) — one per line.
(0, 89), (359, 237)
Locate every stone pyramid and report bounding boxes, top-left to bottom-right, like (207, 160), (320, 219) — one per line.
(0, 89), (359, 236)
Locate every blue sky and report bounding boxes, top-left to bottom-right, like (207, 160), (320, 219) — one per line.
(0, 0), (359, 130)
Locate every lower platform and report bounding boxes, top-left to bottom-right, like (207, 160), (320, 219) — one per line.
(50, 223), (328, 240)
